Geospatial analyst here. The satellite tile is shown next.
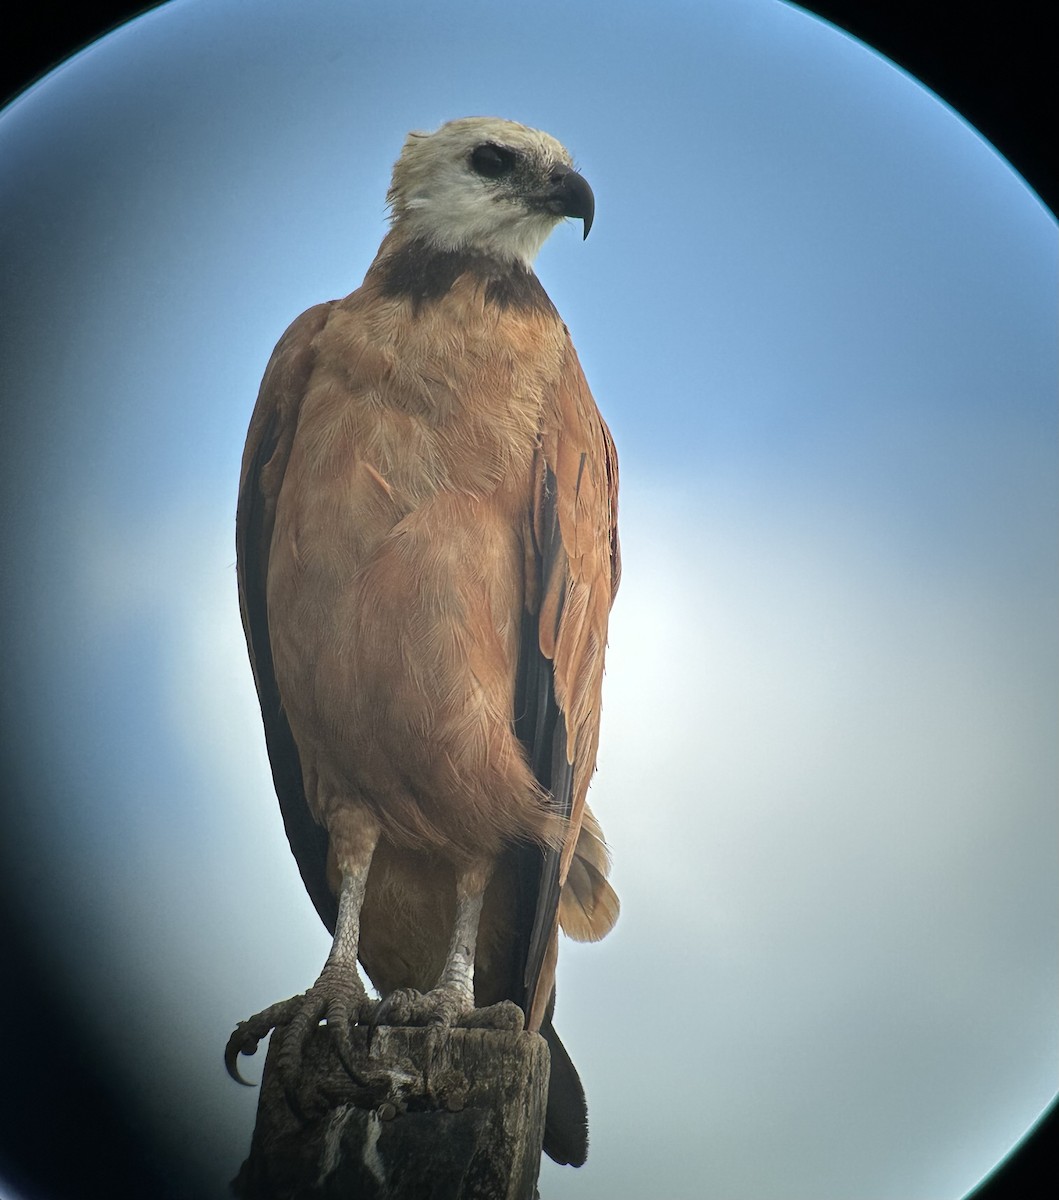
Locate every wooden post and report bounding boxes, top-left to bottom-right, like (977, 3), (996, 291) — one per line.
(232, 1023), (550, 1200)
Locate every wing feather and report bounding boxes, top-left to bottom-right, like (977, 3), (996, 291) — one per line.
(236, 302), (338, 934)
(517, 335), (620, 1028)
(558, 803), (620, 943)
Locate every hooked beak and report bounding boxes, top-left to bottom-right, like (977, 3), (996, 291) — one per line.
(541, 165), (595, 239)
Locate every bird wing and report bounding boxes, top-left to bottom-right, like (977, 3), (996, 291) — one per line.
(516, 333), (620, 1029)
(236, 302), (339, 934)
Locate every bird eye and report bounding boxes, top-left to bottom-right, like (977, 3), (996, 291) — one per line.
(470, 143), (516, 178)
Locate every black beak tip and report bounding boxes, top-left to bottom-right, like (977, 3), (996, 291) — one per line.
(572, 174), (594, 240)
(550, 166), (594, 241)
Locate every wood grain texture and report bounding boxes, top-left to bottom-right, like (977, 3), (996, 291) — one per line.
(233, 1025), (549, 1200)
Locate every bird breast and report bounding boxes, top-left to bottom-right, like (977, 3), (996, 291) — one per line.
(265, 280), (568, 857)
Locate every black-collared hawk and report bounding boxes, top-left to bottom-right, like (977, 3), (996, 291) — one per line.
(226, 117), (620, 1168)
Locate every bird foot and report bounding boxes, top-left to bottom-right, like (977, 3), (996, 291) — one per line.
(225, 962), (379, 1088)
(373, 985), (524, 1032)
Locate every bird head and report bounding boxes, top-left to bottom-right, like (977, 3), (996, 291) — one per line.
(386, 117), (594, 268)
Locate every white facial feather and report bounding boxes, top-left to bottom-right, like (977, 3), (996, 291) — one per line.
(387, 117), (577, 267)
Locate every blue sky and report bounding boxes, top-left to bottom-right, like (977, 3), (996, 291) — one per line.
(1, 2), (1055, 1197)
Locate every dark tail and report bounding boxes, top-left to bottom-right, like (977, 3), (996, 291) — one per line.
(541, 1017), (588, 1167)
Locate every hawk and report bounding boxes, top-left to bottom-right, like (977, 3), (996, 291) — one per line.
(227, 117), (620, 1167)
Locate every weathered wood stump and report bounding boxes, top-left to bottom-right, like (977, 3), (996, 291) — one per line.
(232, 1023), (550, 1200)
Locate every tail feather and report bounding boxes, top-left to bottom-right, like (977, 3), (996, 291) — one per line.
(541, 1017), (588, 1167)
(559, 802), (620, 942)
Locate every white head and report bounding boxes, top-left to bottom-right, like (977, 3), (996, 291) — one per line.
(387, 117), (594, 268)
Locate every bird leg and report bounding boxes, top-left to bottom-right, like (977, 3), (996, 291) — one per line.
(374, 859), (523, 1032)
(225, 822), (380, 1087)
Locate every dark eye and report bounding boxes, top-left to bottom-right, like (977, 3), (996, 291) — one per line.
(470, 143), (516, 178)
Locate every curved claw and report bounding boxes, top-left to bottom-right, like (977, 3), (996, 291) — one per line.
(373, 988), (415, 1028)
(228, 968), (380, 1097)
(458, 999), (525, 1032)
(331, 1017), (361, 1081)
(224, 1022), (260, 1086)
(223, 993), (306, 1085)
(372, 985), (518, 1032)
(366, 988), (412, 1055)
